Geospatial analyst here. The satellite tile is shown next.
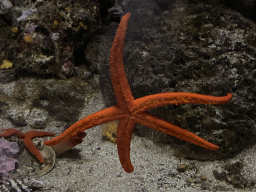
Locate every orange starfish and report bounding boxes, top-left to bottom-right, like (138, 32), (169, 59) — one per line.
(0, 128), (55, 163)
(44, 13), (232, 173)
(0, 128), (86, 162)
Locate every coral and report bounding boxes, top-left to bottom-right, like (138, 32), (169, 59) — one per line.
(23, 35), (33, 44)
(2, 0), (100, 79)
(17, 9), (37, 22)
(0, 60), (13, 69)
(0, 175), (45, 191)
(0, 138), (19, 183)
(11, 27), (18, 33)
(102, 121), (119, 143)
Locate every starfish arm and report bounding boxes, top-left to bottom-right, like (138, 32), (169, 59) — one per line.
(110, 12), (134, 111)
(116, 116), (136, 173)
(134, 112), (219, 151)
(23, 138), (45, 163)
(23, 131), (55, 163)
(0, 128), (25, 139)
(44, 106), (126, 146)
(25, 131), (56, 139)
(132, 92), (233, 113)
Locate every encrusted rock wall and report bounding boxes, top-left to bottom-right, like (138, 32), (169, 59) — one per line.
(99, 0), (256, 160)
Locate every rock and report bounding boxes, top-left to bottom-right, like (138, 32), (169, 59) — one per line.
(98, 0), (255, 160)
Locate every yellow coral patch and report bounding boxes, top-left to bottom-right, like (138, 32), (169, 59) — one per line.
(0, 60), (13, 69)
(102, 121), (119, 143)
(12, 27), (18, 33)
(23, 36), (33, 43)
(53, 20), (59, 26)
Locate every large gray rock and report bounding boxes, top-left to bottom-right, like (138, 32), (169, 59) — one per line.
(99, 0), (256, 160)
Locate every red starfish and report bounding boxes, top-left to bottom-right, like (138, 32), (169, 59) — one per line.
(0, 128), (55, 163)
(44, 13), (232, 173)
(0, 128), (86, 162)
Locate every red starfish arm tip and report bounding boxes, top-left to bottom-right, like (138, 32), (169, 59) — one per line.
(133, 92), (232, 113)
(51, 131), (86, 155)
(135, 112), (219, 151)
(22, 131), (55, 163)
(23, 137), (45, 163)
(0, 128), (25, 138)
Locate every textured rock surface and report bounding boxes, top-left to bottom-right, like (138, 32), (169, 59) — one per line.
(99, 0), (256, 160)
(0, 0), (101, 80)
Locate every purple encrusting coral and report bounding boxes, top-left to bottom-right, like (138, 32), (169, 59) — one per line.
(0, 138), (19, 183)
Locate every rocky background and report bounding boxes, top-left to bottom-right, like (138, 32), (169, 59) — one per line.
(1, 0), (256, 191)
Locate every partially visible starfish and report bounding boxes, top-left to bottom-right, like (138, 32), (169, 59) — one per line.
(44, 13), (232, 173)
(0, 128), (86, 161)
(0, 128), (55, 163)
